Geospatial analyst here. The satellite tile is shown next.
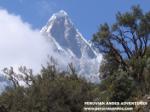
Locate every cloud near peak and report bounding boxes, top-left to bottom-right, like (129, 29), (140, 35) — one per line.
(0, 9), (50, 73)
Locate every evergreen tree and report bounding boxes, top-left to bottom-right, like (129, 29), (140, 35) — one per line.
(92, 5), (150, 101)
(93, 5), (150, 80)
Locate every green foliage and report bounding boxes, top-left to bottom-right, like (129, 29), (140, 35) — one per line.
(98, 70), (135, 102)
(93, 5), (150, 102)
(109, 71), (134, 102)
(0, 64), (101, 112)
(93, 5), (150, 69)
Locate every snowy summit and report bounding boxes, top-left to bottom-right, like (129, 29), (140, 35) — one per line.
(41, 10), (102, 82)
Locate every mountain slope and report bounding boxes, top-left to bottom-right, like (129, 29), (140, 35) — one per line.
(41, 10), (102, 82)
(41, 10), (98, 59)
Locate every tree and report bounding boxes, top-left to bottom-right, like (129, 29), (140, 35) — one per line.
(3, 66), (35, 88)
(92, 5), (150, 102)
(93, 5), (150, 80)
(0, 64), (100, 112)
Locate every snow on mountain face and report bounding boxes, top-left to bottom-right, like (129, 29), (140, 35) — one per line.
(41, 10), (97, 59)
(41, 10), (102, 82)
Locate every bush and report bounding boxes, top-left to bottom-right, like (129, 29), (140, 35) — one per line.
(0, 64), (101, 112)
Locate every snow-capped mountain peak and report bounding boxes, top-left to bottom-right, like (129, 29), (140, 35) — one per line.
(50, 10), (68, 18)
(42, 10), (71, 33)
(40, 10), (102, 82)
(41, 10), (97, 59)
